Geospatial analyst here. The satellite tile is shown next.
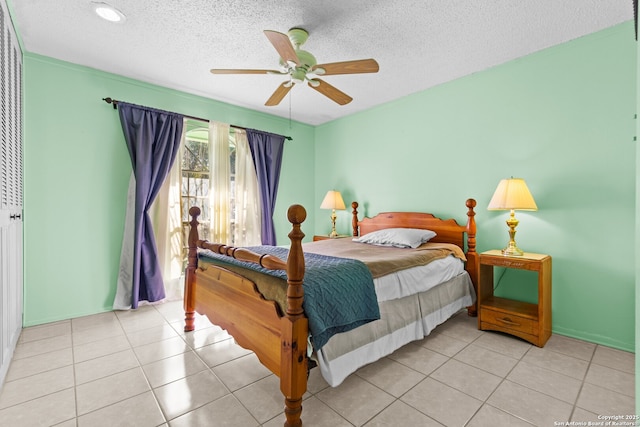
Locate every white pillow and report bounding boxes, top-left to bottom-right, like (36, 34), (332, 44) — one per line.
(353, 228), (437, 249)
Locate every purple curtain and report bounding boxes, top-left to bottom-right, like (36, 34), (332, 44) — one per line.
(118, 102), (183, 308)
(246, 129), (285, 245)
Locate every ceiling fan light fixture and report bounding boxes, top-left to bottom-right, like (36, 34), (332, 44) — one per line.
(91, 2), (126, 23)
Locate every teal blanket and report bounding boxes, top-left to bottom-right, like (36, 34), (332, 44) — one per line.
(199, 246), (380, 350)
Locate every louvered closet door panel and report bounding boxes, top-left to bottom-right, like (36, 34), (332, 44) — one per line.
(0, 0), (23, 388)
(1, 2), (6, 210)
(1, 227), (8, 369)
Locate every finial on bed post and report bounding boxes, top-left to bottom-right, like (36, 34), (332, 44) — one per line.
(184, 206), (201, 332)
(465, 198), (477, 253)
(351, 201), (359, 236)
(465, 198), (479, 317)
(282, 204), (307, 427)
(286, 203), (306, 318)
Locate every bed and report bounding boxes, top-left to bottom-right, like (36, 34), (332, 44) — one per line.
(183, 199), (478, 427)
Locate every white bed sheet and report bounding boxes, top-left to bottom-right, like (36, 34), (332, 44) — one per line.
(373, 254), (464, 302)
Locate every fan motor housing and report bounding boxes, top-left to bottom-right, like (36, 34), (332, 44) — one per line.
(295, 50), (316, 69)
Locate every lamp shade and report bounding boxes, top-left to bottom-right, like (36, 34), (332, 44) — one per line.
(320, 190), (346, 210)
(487, 178), (538, 211)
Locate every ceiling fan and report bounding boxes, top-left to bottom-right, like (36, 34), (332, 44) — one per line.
(210, 28), (379, 106)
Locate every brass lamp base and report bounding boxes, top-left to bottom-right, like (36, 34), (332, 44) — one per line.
(501, 243), (524, 257)
(328, 209), (338, 238)
(502, 209), (524, 256)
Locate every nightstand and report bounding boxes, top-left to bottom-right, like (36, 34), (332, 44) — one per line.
(312, 235), (350, 241)
(478, 250), (552, 347)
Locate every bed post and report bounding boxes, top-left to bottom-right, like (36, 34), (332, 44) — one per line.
(465, 198), (479, 317)
(281, 204), (308, 427)
(184, 206), (200, 332)
(351, 201), (359, 236)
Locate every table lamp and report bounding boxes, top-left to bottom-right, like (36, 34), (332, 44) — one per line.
(320, 190), (346, 238)
(487, 177), (538, 256)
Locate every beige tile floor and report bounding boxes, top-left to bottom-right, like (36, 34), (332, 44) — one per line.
(0, 300), (634, 426)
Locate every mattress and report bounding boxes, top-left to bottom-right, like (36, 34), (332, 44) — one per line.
(374, 254), (463, 302)
(198, 251), (464, 313)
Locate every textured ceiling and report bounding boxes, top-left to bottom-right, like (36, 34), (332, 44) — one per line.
(8, 0), (633, 125)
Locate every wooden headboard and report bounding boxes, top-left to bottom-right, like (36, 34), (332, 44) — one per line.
(350, 199), (477, 252)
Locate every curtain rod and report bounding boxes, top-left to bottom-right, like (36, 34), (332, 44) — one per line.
(102, 97), (292, 141)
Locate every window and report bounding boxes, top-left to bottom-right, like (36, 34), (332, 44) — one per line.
(180, 121), (248, 258)
(180, 125), (210, 247)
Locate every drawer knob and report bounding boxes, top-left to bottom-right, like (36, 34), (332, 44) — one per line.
(498, 317), (520, 327)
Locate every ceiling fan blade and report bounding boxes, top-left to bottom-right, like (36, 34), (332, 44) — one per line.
(313, 58), (379, 76)
(265, 81), (293, 106)
(211, 69), (282, 75)
(308, 79), (352, 105)
(264, 30), (300, 66)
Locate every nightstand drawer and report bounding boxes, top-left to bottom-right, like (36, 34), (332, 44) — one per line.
(480, 308), (537, 335)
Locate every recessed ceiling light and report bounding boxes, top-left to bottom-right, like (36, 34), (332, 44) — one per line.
(91, 2), (126, 23)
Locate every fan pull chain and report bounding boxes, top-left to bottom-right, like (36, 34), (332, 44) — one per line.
(289, 89), (292, 129)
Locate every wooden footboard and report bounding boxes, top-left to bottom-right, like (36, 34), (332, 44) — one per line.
(183, 205), (308, 427)
(192, 266), (284, 373)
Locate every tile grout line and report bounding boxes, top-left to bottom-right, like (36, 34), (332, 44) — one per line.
(463, 338), (538, 426)
(166, 305), (265, 426)
(567, 342), (599, 422)
(118, 305), (170, 427)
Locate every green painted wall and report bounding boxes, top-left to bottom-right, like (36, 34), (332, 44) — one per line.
(315, 23), (636, 351)
(23, 54), (315, 326)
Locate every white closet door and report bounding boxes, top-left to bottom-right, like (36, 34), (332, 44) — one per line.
(0, 0), (23, 387)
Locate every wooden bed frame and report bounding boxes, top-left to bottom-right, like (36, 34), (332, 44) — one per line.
(183, 199), (478, 427)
